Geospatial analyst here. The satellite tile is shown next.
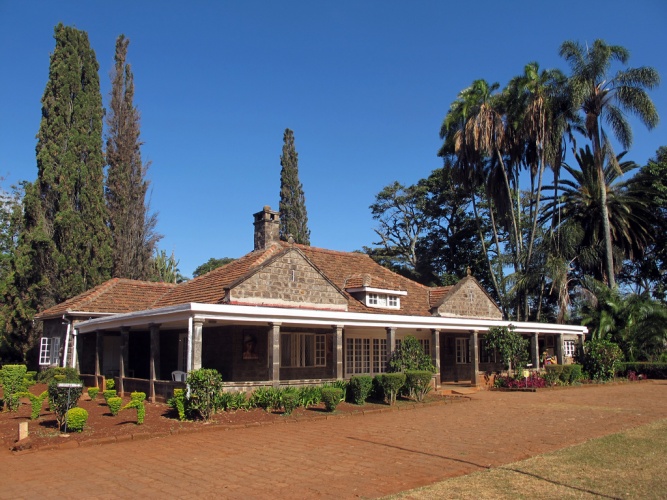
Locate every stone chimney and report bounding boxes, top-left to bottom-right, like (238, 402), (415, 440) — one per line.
(253, 206), (280, 250)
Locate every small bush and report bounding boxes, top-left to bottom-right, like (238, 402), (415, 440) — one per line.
(379, 373), (406, 405)
(404, 370), (433, 402)
(103, 389), (117, 404)
(107, 397), (122, 416)
(217, 391), (250, 412)
(186, 368), (224, 420)
(105, 378), (115, 390)
(348, 376), (373, 405)
(495, 372), (546, 389)
(297, 386), (321, 408)
(281, 388), (300, 416)
(88, 387), (100, 400)
(130, 391), (146, 402)
(24, 371), (37, 387)
(321, 387), (343, 412)
(561, 364), (583, 384)
(47, 380), (83, 430)
(321, 380), (348, 402)
(618, 362), (667, 379)
(249, 387), (283, 412)
(168, 389), (186, 421)
(583, 339), (623, 381)
(122, 399), (146, 424)
(66, 407), (88, 432)
(371, 375), (385, 401)
(0, 365), (28, 412)
(18, 391), (48, 420)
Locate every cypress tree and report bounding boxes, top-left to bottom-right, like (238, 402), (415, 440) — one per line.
(106, 34), (159, 280)
(279, 128), (310, 245)
(2, 24), (111, 362)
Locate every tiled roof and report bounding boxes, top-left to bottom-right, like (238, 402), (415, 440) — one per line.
(37, 242), (467, 319)
(35, 278), (177, 319)
(153, 244), (284, 307)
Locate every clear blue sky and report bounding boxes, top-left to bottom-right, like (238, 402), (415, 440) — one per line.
(1, 1), (666, 278)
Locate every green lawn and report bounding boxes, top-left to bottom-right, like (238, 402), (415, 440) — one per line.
(388, 418), (667, 499)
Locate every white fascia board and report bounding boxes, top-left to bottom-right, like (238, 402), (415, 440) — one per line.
(75, 302), (587, 336)
(345, 287), (408, 296)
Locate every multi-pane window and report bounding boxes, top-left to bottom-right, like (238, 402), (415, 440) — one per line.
(39, 337), (60, 366)
(455, 338), (470, 364)
(372, 338), (387, 374)
(346, 338), (370, 375)
(366, 293), (400, 309)
(479, 339), (497, 363)
(281, 333), (326, 368)
(563, 340), (576, 358)
(418, 338), (430, 357)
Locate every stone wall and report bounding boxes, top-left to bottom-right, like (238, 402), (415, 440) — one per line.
(437, 279), (502, 319)
(230, 250), (348, 310)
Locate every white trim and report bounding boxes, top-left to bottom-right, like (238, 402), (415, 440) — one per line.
(187, 316), (193, 373)
(62, 316), (71, 368)
(73, 302), (587, 336)
(71, 329), (78, 370)
(345, 287), (408, 296)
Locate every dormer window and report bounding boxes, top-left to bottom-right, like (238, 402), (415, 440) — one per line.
(366, 292), (400, 309)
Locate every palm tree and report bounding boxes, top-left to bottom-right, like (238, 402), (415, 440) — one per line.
(541, 146), (655, 281)
(559, 39), (660, 288)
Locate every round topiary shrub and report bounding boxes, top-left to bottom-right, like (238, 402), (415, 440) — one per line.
(66, 407), (88, 432)
(107, 397), (123, 416)
(321, 387), (343, 412)
(349, 375), (373, 405)
(103, 389), (117, 404)
(88, 387), (100, 400)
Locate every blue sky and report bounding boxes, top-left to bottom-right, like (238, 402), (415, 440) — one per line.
(1, 1), (666, 278)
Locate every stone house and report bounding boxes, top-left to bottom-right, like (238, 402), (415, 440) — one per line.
(35, 206), (586, 401)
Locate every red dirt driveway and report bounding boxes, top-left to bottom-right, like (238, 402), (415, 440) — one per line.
(2, 381), (666, 499)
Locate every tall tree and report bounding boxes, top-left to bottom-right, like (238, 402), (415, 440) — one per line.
(2, 24), (111, 362)
(560, 39), (660, 288)
(279, 128), (310, 245)
(106, 35), (159, 280)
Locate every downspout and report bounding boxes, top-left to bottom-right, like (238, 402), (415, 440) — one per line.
(62, 315), (72, 368)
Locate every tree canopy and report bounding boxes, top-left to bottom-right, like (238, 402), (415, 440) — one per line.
(279, 128), (310, 245)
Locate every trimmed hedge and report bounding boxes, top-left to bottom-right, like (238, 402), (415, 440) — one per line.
(405, 370), (433, 402)
(618, 362), (667, 379)
(348, 375), (373, 405)
(321, 388), (343, 412)
(379, 373), (406, 405)
(88, 387), (100, 400)
(107, 397), (123, 416)
(545, 364), (583, 385)
(0, 365), (27, 412)
(66, 407), (88, 432)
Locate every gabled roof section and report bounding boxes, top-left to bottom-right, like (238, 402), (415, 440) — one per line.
(153, 244), (285, 307)
(432, 275), (503, 320)
(293, 244), (432, 315)
(343, 273), (406, 293)
(429, 286), (454, 309)
(35, 278), (177, 319)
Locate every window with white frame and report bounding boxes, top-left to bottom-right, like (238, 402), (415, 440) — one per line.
(365, 293), (400, 309)
(346, 338), (370, 375)
(39, 337), (61, 366)
(455, 338), (470, 364)
(418, 338), (431, 357)
(564, 340), (576, 358)
(280, 333), (326, 368)
(479, 338), (497, 363)
(372, 338), (387, 374)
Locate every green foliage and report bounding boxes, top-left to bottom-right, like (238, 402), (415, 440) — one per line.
(87, 387), (99, 400)
(168, 388), (186, 421)
(485, 326), (529, 376)
(404, 370), (433, 402)
(66, 407), (88, 432)
(24, 371), (36, 386)
(122, 398), (146, 424)
(216, 391), (250, 412)
(106, 34), (160, 281)
(4, 24), (112, 363)
(130, 391), (146, 402)
(321, 380), (348, 403)
(545, 364), (583, 385)
(279, 128), (310, 245)
(321, 387), (343, 412)
(107, 396), (122, 416)
(47, 379), (83, 430)
(281, 388), (300, 416)
(583, 339), (624, 381)
(249, 387), (279, 412)
(296, 386), (321, 408)
(379, 372), (406, 405)
(103, 389), (117, 404)
(23, 390), (48, 420)
(185, 368), (223, 421)
(192, 257), (235, 278)
(387, 336), (435, 373)
(37, 367), (79, 384)
(618, 362), (667, 379)
(0, 364), (27, 411)
(105, 378), (115, 390)
(149, 249), (186, 283)
(348, 375), (373, 405)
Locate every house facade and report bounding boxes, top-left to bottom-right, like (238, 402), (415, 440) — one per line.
(36, 206), (586, 402)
